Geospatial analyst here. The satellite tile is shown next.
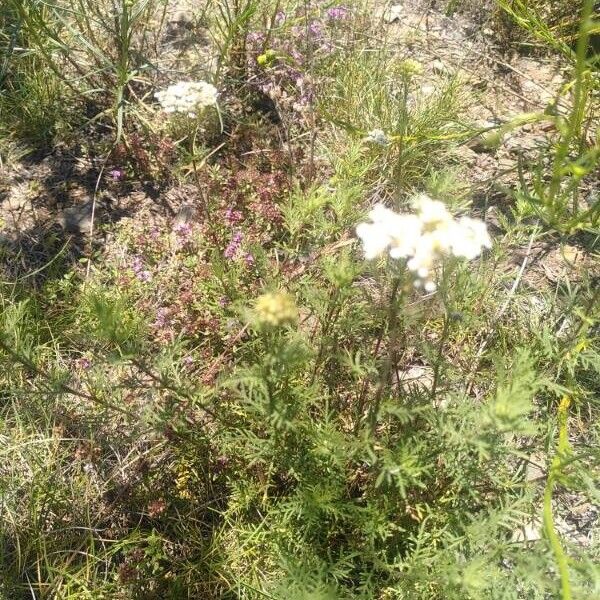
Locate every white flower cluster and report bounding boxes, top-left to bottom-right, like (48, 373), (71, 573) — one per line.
(155, 81), (218, 117)
(356, 194), (492, 292)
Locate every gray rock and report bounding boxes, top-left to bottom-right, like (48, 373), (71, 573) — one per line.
(432, 59), (454, 76)
(384, 4), (403, 23)
(58, 201), (97, 234)
(174, 203), (198, 225)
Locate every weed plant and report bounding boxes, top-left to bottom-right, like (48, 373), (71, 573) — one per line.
(0, 1), (599, 599)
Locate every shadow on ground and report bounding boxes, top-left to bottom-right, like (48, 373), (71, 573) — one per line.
(0, 145), (178, 289)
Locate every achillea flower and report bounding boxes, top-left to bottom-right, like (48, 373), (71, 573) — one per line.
(254, 292), (298, 327)
(356, 194), (492, 292)
(399, 59), (424, 76)
(451, 216), (493, 259)
(155, 81), (218, 117)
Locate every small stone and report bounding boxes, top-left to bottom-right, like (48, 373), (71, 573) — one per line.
(174, 203), (197, 225)
(432, 59), (453, 76)
(384, 4), (403, 23)
(467, 121), (503, 153)
(58, 202), (95, 234)
(467, 133), (501, 153)
(512, 518), (542, 542)
(484, 205), (503, 230)
(525, 454), (545, 482)
(394, 365), (434, 393)
(420, 84), (436, 97)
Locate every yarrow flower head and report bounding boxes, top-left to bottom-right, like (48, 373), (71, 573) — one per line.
(253, 291), (298, 328)
(155, 81), (218, 118)
(399, 59), (424, 77)
(356, 194), (491, 292)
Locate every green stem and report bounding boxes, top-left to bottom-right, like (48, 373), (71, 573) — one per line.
(429, 311), (450, 402)
(0, 335), (130, 415)
(367, 276), (402, 432)
(547, 0), (594, 222)
(543, 396), (572, 600)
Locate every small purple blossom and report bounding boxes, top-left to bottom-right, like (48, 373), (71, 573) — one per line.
(182, 355), (195, 369)
(109, 168), (124, 181)
(289, 48), (304, 64)
(275, 11), (286, 25)
(327, 6), (349, 20)
(132, 256), (143, 271)
(218, 296), (230, 307)
(224, 230), (243, 259)
(153, 307), (170, 329)
(75, 357), (91, 370)
(173, 222), (193, 247)
(244, 252), (255, 266)
(247, 31), (266, 45)
(308, 21), (323, 38)
(173, 222), (193, 237)
(131, 256), (152, 282)
(225, 207), (243, 225)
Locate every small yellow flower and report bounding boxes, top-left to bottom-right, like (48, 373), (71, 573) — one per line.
(254, 292), (298, 327)
(173, 461), (193, 500)
(257, 49), (277, 67)
(399, 59), (423, 77)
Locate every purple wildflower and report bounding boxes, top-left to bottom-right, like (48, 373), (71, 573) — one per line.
(225, 207), (243, 225)
(173, 222), (193, 247)
(224, 230), (243, 259)
(75, 357), (91, 370)
(244, 252), (255, 266)
(289, 48), (304, 64)
(132, 256), (143, 272)
(109, 168), (124, 181)
(173, 222), (193, 237)
(308, 21), (323, 38)
(182, 355), (195, 369)
(327, 6), (349, 20)
(247, 31), (266, 45)
(131, 256), (152, 282)
(153, 308), (170, 329)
